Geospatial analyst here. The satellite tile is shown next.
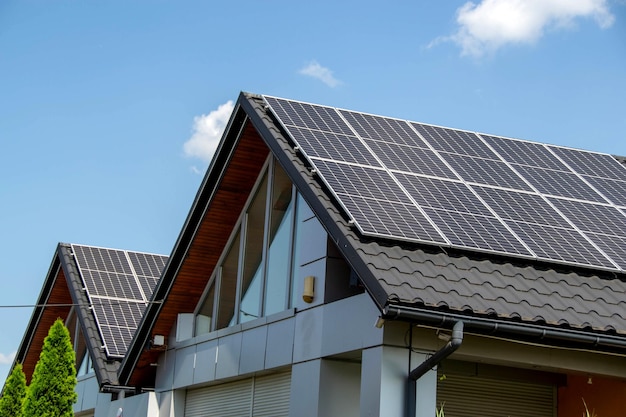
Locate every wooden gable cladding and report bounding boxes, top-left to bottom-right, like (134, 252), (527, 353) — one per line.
(128, 119), (270, 387)
(22, 267), (73, 383)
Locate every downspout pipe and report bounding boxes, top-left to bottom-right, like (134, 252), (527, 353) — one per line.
(410, 320), (464, 381)
(407, 321), (463, 417)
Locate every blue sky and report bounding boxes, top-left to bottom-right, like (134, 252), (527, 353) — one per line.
(1, 0), (625, 383)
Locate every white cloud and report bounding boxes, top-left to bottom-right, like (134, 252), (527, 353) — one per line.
(299, 61), (342, 87)
(183, 100), (235, 163)
(0, 351), (16, 365)
(444, 0), (615, 57)
(189, 165), (203, 175)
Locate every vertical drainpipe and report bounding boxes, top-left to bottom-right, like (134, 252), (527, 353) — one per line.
(407, 321), (464, 417)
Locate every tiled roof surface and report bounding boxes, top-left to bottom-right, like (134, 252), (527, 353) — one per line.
(357, 239), (626, 334)
(245, 92), (626, 336)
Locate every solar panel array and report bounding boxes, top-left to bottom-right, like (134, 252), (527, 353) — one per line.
(263, 95), (626, 273)
(71, 244), (168, 357)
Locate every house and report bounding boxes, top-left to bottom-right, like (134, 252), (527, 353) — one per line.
(9, 91), (626, 417)
(117, 92), (626, 417)
(9, 243), (168, 416)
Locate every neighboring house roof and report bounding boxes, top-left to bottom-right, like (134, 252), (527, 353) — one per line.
(120, 92), (626, 387)
(13, 243), (167, 388)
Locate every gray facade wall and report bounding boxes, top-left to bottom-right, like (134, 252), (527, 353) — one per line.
(74, 374), (99, 414)
(156, 292), (383, 393)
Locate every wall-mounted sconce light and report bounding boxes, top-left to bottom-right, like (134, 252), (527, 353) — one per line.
(375, 317), (385, 328)
(153, 334), (165, 347)
(302, 276), (315, 303)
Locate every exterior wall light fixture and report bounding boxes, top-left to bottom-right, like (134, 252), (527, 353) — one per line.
(303, 275), (315, 303)
(152, 334), (165, 346)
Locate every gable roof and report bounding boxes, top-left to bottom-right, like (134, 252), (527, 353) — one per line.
(121, 92), (626, 387)
(13, 243), (167, 389)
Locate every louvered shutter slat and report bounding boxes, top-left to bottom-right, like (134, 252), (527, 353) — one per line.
(437, 374), (555, 417)
(185, 370), (291, 417)
(185, 379), (252, 417)
(253, 372), (291, 417)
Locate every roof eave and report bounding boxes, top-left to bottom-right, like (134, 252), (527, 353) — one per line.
(384, 303), (626, 354)
(118, 95), (251, 386)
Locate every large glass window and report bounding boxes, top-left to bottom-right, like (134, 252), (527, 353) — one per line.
(195, 281), (215, 335)
(77, 351), (94, 377)
(264, 161), (295, 316)
(66, 309), (94, 377)
(239, 173), (268, 323)
(290, 193), (309, 309)
(195, 156), (302, 334)
(217, 229), (240, 329)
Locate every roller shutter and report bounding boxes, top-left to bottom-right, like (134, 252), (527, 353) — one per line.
(185, 370), (291, 417)
(437, 373), (555, 417)
(253, 372), (291, 417)
(185, 378), (252, 417)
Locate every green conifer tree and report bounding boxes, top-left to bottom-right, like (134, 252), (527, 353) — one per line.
(0, 363), (27, 417)
(23, 319), (77, 417)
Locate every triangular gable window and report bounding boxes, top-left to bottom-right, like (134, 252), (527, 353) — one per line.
(195, 156), (306, 335)
(77, 349), (94, 377)
(65, 308), (95, 377)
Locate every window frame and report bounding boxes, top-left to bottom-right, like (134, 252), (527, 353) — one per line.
(194, 155), (299, 335)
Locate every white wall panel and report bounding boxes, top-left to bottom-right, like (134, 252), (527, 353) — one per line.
(239, 325), (267, 374)
(265, 317), (295, 368)
(193, 339), (217, 385)
(215, 332), (243, 379)
(173, 345), (196, 389)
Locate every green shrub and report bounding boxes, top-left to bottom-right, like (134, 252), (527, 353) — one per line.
(0, 363), (27, 417)
(22, 319), (77, 417)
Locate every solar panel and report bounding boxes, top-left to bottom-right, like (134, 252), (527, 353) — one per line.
(80, 270), (143, 300)
(549, 198), (626, 236)
(263, 95), (626, 273)
(73, 245), (133, 274)
(481, 134), (568, 171)
(311, 159), (446, 244)
(582, 176), (626, 207)
(512, 165), (607, 203)
(422, 207), (531, 256)
(365, 140), (456, 178)
(289, 126), (380, 166)
(442, 154), (532, 191)
(474, 187), (572, 228)
(128, 251), (168, 300)
(506, 222), (615, 268)
(584, 234), (626, 270)
(411, 122), (496, 159)
(312, 159), (411, 203)
(396, 174), (488, 215)
(71, 244), (168, 358)
(471, 187), (616, 269)
(548, 198), (626, 269)
(264, 96), (353, 135)
(551, 146), (626, 181)
(339, 110), (429, 147)
(339, 194), (447, 243)
(128, 251), (167, 276)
